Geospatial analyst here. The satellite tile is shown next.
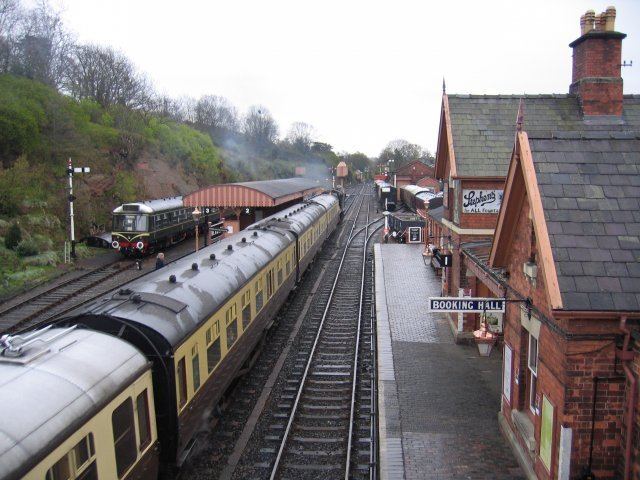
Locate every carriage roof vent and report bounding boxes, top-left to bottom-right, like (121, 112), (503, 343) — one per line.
(242, 237), (246, 243)
(169, 274), (177, 283)
(191, 263), (199, 271)
(118, 288), (133, 296)
(209, 253), (216, 260)
(227, 245), (233, 251)
(132, 294), (142, 304)
(253, 231), (258, 237)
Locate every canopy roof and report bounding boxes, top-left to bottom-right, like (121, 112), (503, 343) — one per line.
(184, 178), (326, 208)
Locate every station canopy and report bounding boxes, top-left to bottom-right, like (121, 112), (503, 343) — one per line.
(184, 178), (327, 209)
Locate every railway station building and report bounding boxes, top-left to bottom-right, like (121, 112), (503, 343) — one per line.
(431, 7), (640, 479)
(183, 178), (326, 235)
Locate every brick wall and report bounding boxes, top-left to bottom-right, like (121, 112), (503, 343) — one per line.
(458, 179), (504, 230)
(570, 34), (624, 116)
(498, 193), (636, 479)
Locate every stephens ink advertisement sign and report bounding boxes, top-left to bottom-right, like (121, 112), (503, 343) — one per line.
(462, 189), (503, 213)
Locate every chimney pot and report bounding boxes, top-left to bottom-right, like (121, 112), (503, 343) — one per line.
(580, 14), (587, 35)
(605, 6), (616, 31)
(584, 10), (596, 32)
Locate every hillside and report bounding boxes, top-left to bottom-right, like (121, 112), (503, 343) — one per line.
(0, 75), (336, 296)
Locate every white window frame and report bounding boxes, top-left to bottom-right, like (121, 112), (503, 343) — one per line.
(528, 334), (538, 414)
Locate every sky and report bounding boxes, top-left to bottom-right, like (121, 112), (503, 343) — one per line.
(57, 0), (640, 157)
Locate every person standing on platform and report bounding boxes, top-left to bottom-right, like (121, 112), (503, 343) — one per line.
(155, 252), (165, 270)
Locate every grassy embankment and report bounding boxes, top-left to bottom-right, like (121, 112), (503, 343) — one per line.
(0, 74), (225, 297)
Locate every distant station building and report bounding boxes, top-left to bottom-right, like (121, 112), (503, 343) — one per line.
(184, 178), (326, 235)
(431, 7), (640, 480)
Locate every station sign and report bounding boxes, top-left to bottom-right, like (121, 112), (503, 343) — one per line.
(429, 297), (506, 313)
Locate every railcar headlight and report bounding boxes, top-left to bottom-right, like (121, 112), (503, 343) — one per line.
(112, 241), (120, 249)
(136, 241), (144, 250)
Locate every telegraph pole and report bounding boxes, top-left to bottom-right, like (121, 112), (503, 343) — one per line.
(66, 158), (90, 259)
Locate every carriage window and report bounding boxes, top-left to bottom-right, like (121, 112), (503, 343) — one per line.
(227, 320), (238, 347)
(277, 267), (283, 286)
(46, 434), (96, 480)
(136, 390), (151, 451)
(286, 254), (291, 275)
(192, 344), (201, 391)
(207, 337), (221, 372)
(112, 398), (137, 478)
(255, 279), (264, 312)
(266, 270), (274, 298)
(241, 291), (251, 329)
(73, 434), (94, 469)
(177, 358), (187, 408)
(46, 456), (70, 480)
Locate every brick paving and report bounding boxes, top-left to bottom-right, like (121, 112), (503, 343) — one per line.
(375, 244), (524, 479)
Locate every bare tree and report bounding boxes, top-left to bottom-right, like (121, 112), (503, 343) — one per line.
(0, 0), (22, 73)
(285, 121), (314, 153)
(66, 44), (151, 109)
(379, 139), (425, 167)
(195, 95), (238, 132)
(243, 105), (279, 146)
(12, 0), (73, 88)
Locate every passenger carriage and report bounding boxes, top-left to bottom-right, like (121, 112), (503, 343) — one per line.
(0, 326), (159, 480)
(56, 192), (341, 467)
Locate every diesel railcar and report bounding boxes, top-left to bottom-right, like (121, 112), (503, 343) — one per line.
(49, 191), (341, 471)
(111, 197), (218, 256)
(0, 326), (159, 480)
(374, 180), (396, 211)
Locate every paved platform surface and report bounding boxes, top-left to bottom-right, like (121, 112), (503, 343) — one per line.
(375, 244), (524, 480)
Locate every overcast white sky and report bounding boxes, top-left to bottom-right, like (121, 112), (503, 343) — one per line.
(58, 0), (640, 157)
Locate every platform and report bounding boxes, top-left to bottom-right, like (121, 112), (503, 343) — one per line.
(374, 244), (524, 479)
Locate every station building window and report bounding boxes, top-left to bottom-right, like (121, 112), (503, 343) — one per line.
(112, 398), (137, 478)
(528, 334), (538, 413)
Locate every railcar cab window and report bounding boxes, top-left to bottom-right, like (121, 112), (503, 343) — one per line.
(113, 214), (148, 232)
(206, 322), (221, 372)
(46, 433), (96, 480)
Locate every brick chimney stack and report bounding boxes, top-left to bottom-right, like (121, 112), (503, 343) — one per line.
(569, 6), (626, 116)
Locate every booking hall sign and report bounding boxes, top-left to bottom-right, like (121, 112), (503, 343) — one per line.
(462, 189), (503, 214)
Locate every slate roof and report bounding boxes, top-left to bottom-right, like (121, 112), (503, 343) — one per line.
(531, 136), (640, 311)
(448, 95), (640, 177)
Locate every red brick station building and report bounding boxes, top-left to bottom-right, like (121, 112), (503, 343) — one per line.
(429, 8), (640, 480)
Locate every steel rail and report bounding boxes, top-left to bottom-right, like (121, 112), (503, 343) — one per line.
(269, 192), (378, 480)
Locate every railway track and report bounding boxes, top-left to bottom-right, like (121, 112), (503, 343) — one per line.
(0, 241), (200, 335)
(177, 184), (380, 480)
(267, 191), (379, 480)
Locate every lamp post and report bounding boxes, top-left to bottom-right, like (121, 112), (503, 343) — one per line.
(192, 207), (201, 252)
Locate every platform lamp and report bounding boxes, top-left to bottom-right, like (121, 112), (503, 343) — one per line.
(192, 207), (201, 252)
